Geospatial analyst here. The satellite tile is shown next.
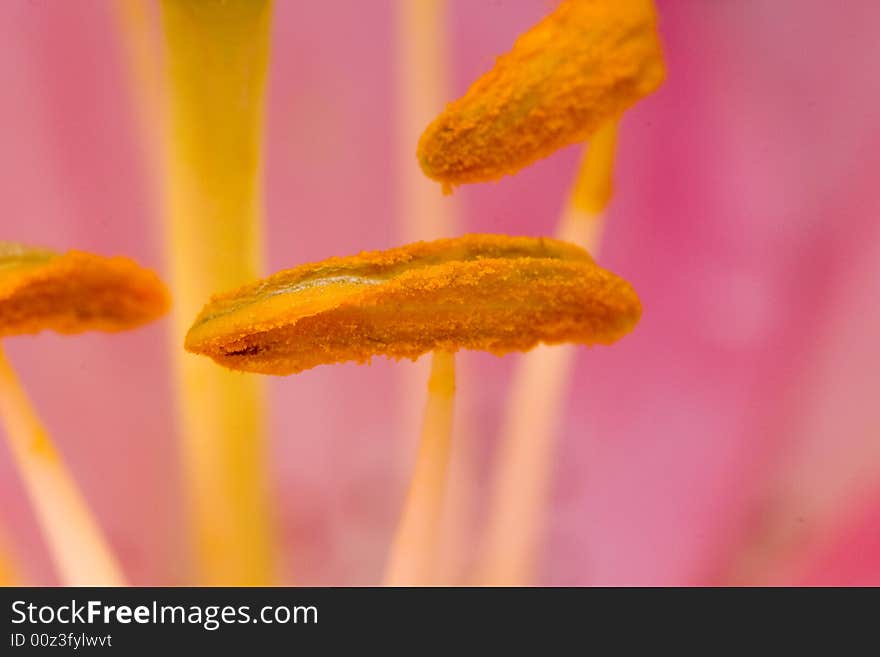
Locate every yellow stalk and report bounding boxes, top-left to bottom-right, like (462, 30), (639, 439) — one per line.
(161, 0), (274, 585)
(395, 0), (455, 243)
(478, 121), (619, 586)
(384, 351), (456, 586)
(393, 0), (465, 585)
(0, 346), (126, 586)
(395, 0), (456, 441)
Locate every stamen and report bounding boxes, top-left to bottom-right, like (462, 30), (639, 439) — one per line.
(0, 246), (169, 337)
(184, 234), (641, 375)
(0, 245), (168, 585)
(393, 0), (461, 584)
(417, 0), (663, 186)
(479, 120), (620, 585)
(188, 231), (640, 587)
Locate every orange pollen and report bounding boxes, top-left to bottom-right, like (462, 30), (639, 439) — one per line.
(417, 0), (665, 187)
(0, 243), (170, 337)
(185, 234), (642, 376)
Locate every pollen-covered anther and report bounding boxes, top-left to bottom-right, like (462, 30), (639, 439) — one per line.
(417, 0), (665, 186)
(185, 234), (642, 375)
(0, 243), (170, 337)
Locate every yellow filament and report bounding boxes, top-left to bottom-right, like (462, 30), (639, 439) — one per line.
(394, 0), (465, 585)
(570, 121), (619, 217)
(478, 120), (619, 585)
(0, 346), (126, 586)
(161, 0), (274, 585)
(395, 0), (456, 241)
(394, 0), (453, 440)
(384, 351), (456, 586)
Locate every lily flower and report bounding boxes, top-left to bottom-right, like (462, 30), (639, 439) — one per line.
(3, 1), (880, 588)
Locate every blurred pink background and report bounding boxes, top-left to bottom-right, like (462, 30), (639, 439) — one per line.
(1, 0), (879, 585)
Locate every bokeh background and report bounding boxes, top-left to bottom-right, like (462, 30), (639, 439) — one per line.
(1, 0), (879, 585)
